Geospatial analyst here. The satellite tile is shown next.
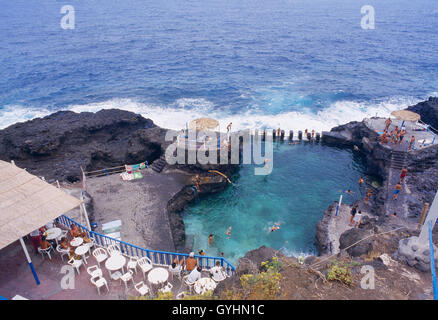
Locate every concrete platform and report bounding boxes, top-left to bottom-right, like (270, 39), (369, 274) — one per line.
(365, 117), (436, 151)
(84, 168), (193, 252)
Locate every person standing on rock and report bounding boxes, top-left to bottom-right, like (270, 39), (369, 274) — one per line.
(408, 135), (415, 150)
(352, 210), (363, 228)
(400, 168), (408, 183)
(349, 205), (358, 226)
(194, 174), (201, 192)
(399, 128), (406, 144)
(393, 183), (403, 200)
(227, 122), (232, 133)
(385, 117), (392, 131)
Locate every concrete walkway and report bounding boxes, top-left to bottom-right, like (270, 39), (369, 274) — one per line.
(326, 203), (371, 255)
(83, 168), (193, 252)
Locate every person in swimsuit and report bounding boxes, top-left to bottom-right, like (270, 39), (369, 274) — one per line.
(408, 136), (415, 150)
(208, 234), (214, 246)
(269, 222), (281, 233)
(385, 117), (392, 131)
(399, 129), (406, 144)
(349, 205), (358, 226)
(226, 226), (232, 239)
(393, 183), (402, 200)
(400, 168), (408, 183)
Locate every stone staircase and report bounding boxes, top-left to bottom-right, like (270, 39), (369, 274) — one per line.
(150, 155), (167, 173)
(390, 150), (407, 170)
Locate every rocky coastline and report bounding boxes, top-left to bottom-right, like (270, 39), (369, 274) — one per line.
(315, 97), (438, 272)
(0, 97), (437, 274)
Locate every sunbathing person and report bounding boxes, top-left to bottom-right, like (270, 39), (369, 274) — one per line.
(69, 225), (81, 238)
(185, 252), (198, 272)
(60, 237), (70, 250)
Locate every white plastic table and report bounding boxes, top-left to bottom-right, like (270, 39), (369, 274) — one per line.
(194, 278), (217, 295)
(45, 227), (62, 244)
(75, 244), (90, 264)
(70, 237), (83, 247)
(148, 267), (169, 285)
(211, 269), (227, 282)
(105, 254), (126, 276)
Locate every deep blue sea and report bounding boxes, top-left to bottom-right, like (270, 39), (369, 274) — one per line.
(1, 0), (437, 261)
(1, 0), (437, 130)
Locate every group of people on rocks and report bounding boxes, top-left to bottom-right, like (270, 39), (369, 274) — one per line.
(380, 117), (416, 150)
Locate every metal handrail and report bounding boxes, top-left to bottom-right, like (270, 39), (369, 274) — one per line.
(56, 215), (236, 276)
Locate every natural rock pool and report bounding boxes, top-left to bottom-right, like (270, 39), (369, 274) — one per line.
(182, 142), (374, 264)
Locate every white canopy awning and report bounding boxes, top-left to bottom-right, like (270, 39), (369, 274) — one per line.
(0, 160), (82, 250)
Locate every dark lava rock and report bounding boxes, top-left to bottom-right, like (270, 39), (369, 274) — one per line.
(314, 203), (336, 255)
(236, 245), (283, 275)
(339, 228), (374, 257)
(407, 96), (438, 130)
(0, 109), (161, 182)
(214, 245), (284, 297)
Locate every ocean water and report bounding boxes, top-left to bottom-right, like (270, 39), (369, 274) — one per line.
(183, 142), (372, 264)
(1, 0), (437, 131)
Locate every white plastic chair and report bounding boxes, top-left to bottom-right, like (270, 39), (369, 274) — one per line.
(68, 258), (83, 275)
(134, 281), (150, 296)
(92, 247), (108, 268)
(107, 244), (121, 256)
(159, 282), (173, 294)
(120, 270), (134, 289)
(183, 275), (195, 294)
(87, 265), (103, 278)
(127, 256), (139, 274)
(110, 271), (122, 281)
(210, 267), (228, 282)
(38, 246), (52, 260)
(90, 276), (109, 295)
(57, 230), (68, 242)
(137, 257), (153, 280)
(169, 264), (182, 281)
(56, 245), (69, 261)
(86, 237), (97, 254)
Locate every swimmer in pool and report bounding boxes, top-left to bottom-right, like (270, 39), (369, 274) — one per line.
(226, 226), (232, 239)
(269, 222), (281, 233)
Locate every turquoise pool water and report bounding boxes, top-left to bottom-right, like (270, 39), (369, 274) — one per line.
(182, 142), (371, 264)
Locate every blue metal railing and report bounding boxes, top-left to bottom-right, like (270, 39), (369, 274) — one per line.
(56, 215), (236, 276)
(429, 221), (438, 300)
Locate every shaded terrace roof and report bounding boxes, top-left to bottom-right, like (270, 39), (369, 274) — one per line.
(0, 160), (81, 250)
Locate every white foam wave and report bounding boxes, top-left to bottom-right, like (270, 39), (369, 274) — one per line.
(0, 105), (52, 129)
(0, 96), (422, 132)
